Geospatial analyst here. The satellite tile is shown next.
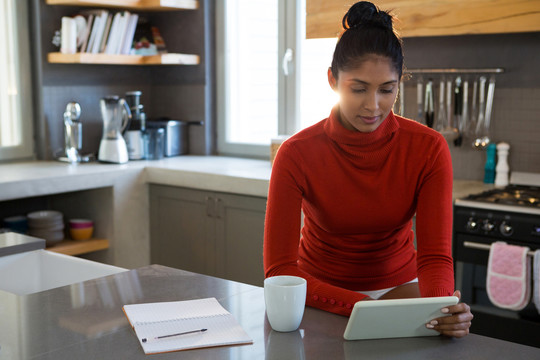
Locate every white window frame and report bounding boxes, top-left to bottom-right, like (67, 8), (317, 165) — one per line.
(0, 0), (34, 161)
(216, 0), (303, 158)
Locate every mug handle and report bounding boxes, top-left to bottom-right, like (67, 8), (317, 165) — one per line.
(120, 98), (132, 134)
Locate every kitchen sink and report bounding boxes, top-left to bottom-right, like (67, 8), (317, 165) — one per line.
(0, 249), (127, 295)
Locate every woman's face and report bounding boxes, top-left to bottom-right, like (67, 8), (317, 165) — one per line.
(328, 55), (399, 133)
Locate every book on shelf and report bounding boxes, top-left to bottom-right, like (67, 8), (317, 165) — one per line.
(59, 10), (171, 57)
(104, 11), (139, 55)
(104, 12), (122, 55)
(99, 13), (113, 53)
(79, 14), (94, 53)
(90, 10), (109, 54)
(122, 13), (139, 54)
(85, 12), (100, 53)
(122, 297), (253, 355)
(113, 11), (130, 54)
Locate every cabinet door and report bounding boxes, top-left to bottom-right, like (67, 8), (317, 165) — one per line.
(150, 185), (215, 276)
(214, 192), (267, 287)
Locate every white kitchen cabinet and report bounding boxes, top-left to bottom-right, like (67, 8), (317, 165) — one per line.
(149, 185), (266, 286)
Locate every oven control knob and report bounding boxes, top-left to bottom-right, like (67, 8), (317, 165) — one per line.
(466, 218), (478, 231)
(482, 220), (495, 233)
(499, 222), (514, 236)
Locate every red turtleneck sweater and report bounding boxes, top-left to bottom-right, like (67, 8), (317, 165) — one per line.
(264, 109), (454, 316)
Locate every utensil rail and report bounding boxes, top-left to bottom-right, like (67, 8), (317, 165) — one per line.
(407, 68), (504, 74)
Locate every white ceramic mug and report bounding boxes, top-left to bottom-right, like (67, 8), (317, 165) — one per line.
(264, 275), (307, 332)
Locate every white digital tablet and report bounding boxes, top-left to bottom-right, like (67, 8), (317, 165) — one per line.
(343, 296), (459, 340)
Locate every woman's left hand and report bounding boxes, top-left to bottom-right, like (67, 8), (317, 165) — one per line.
(426, 290), (473, 338)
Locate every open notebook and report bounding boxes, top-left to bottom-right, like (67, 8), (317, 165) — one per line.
(123, 297), (253, 354)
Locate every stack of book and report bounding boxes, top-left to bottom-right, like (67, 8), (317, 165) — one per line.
(73, 10), (155, 55)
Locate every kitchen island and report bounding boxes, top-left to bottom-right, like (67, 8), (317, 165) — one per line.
(0, 265), (537, 360)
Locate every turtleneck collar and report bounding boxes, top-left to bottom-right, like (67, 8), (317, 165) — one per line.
(323, 106), (400, 168)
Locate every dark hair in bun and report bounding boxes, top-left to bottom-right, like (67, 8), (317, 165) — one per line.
(331, 1), (404, 80)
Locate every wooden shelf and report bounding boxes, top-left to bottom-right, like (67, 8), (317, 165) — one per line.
(45, 0), (198, 11)
(307, 0), (540, 38)
(47, 238), (110, 256)
(47, 52), (200, 65)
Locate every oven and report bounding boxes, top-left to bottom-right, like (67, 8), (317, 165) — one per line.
(453, 173), (540, 348)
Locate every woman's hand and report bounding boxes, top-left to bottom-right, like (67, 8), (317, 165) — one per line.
(426, 290), (473, 338)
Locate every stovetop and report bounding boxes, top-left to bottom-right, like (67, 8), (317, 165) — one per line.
(463, 185), (540, 208)
(455, 183), (540, 216)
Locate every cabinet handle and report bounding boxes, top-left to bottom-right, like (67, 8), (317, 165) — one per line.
(215, 198), (223, 219)
(206, 196), (213, 217)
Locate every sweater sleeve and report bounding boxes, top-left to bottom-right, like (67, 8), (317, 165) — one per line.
(414, 135), (455, 297)
(264, 141), (367, 316)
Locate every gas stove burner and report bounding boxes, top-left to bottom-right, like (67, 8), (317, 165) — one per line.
(496, 197), (539, 206)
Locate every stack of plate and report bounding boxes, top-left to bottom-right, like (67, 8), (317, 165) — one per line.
(27, 210), (65, 246)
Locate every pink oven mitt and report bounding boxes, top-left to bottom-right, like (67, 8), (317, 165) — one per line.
(487, 241), (531, 311)
(534, 250), (540, 314)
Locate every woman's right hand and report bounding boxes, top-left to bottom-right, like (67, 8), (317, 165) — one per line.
(425, 290), (473, 338)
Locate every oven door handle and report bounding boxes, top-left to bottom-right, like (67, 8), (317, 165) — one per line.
(463, 241), (536, 257)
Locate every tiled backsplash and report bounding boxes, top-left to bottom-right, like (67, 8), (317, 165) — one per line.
(401, 86), (540, 180)
(41, 84), (208, 159)
(41, 82), (538, 181)
(401, 32), (540, 181)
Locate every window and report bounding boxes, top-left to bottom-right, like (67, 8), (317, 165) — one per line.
(299, 37), (338, 130)
(216, 0), (338, 158)
(0, 0), (34, 161)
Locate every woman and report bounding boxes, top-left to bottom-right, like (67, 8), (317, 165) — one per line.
(263, 1), (473, 337)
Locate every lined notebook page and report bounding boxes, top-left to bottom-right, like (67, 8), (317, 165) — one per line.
(123, 297), (253, 354)
(124, 298), (230, 323)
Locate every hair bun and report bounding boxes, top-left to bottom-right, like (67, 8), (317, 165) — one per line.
(342, 1), (393, 31)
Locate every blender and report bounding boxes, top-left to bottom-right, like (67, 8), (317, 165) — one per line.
(97, 96), (132, 164)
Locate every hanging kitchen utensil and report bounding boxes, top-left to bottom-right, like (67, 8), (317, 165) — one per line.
(453, 77), (464, 146)
(433, 79), (445, 131)
(466, 79), (478, 143)
(416, 77), (424, 124)
(458, 79), (469, 145)
(424, 79), (434, 128)
(441, 78), (458, 142)
(473, 76), (487, 149)
(480, 76), (496, 148)
(446, 80), (453, 127)
(399, 81), (405, 116)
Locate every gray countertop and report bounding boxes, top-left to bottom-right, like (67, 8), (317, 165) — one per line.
(0, 156), (272, 201)
(0, 156), (491, 201)
(1, 265), (538, 360)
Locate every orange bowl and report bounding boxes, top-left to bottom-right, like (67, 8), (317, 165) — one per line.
(69, 226), (93, 240)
